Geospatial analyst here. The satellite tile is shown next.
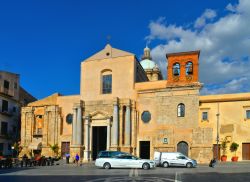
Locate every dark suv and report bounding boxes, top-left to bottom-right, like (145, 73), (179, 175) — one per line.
(97, 151), (129, 159)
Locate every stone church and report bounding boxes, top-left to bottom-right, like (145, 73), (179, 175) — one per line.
(20, 44), (250, 163)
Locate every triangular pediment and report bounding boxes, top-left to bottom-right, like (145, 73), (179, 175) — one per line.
(84, 44), (134, 62)
(90, 110), (110, 120)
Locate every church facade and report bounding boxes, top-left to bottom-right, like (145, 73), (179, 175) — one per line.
(19, 44), (250, 163)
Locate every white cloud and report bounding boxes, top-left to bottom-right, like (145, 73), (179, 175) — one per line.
(226, 3), (237, 12)
(146, 0), (250, 95)
(201, 77), (250, 95)
(194, 9), (217, 28)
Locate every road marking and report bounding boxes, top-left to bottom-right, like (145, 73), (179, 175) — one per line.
(175, 172), (182, 182)
(129, 169), (133, 177)
(134, 168), (138, 177)
(129, 168), (138, 177)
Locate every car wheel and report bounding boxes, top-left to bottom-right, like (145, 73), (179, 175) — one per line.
(142, 163), (150, 170)
(103, 162), (111, 169)
(186, 162), (193, 168)
(163, 162), (169, 168)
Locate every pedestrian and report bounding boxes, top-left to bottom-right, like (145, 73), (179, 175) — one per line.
(65, 153), (70, 164)
(22, 154), (28, 167)
(209, 158), (216, 168)
(75, 153), (80, 166)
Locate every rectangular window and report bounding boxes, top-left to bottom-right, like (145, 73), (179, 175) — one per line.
(4, 80), (9, 89)
(1, 122), (8, 135)
(202, 112), (208, 120)
(247, 110), (250, 119)
(14, 82), (17, 89)
(2, 100), (8, 112)
(102, 74), (112, 94)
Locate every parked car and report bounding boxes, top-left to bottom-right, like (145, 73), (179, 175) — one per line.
(154, 152), (197, 168)
(96, 151), (129, 159)
(95, 154), (156, 170)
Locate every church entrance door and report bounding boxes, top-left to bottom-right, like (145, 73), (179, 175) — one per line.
(92, 126), (107, 160)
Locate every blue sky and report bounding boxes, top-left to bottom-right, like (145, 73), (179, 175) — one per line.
(0, 0), (249, 99)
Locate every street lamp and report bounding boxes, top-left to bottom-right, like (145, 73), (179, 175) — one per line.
(11, 146), (15, 159)
(216, 103), (220, 162)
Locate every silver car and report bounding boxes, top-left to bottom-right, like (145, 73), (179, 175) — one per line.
(154, 152), (197, 168)
(95, 155), (156, 170)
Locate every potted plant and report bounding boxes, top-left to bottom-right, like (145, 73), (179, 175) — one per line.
(49, 143), (59, 157)
(230, 142), (239, 162)
(221, 138), (228, 161)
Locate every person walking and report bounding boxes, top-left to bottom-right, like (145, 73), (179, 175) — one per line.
(75, 154), (80, 166)
(65, 153), (70, 164)
(209, 158), (216, 168)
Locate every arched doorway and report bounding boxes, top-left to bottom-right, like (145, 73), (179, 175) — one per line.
(177, 141), (189, 156)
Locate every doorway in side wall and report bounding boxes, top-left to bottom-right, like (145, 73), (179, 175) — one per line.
(177, 141), (189, 156)
(140, 141), (150, 159)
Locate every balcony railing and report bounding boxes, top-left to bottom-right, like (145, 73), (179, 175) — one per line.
(0, 87), (14, 97)
(0, 110), (13, 116)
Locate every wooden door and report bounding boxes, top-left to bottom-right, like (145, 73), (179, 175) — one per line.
(242, 143), (250, 160)
(61, 142), (70, 157)
(213, 144), (221, 160)
(177, 141), (188, 157)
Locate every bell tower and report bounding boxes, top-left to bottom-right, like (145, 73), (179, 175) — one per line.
(166, 50), (200, 85)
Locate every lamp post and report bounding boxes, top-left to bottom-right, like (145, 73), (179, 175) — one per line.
(216, 103), (220, 162)
(11, 146), (15, 159)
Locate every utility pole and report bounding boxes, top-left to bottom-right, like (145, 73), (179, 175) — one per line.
(216, 103), (220, 162)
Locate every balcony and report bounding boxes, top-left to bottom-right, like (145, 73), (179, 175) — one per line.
(0, 87), (14, 97)
(0, 110), (14, 116)
(0, 133), (17, 140)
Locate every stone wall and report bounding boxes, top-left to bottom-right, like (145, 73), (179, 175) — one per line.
(137, 86), (213, 163)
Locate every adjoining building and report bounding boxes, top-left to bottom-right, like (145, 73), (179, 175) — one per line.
(0, 71), (36, 156)
(19, 44), (250, 163)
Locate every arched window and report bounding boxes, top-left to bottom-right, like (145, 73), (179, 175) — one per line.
(173, 63), (180, 76)
(185, 62), (193, 75)
(177, 103), (185, 117)
(101, 70), (112, 94)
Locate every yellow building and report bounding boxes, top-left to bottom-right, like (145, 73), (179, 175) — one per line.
(20, 44), (250, 163)
(0, 71), (36, 156)
(199, 93), (250, 161)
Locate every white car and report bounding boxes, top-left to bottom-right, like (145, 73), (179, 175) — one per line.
(95, 155), (156, 170)
(154, 152), (197, 168)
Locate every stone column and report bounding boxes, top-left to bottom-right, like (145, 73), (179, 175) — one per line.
(84, 116), (90, 161)
(125, 104), (131, 146)
(72, 107), (77, 145)
(111, 99), (119, 147)
(106, 118), (111, 150)
(76, 106), (82, 145)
